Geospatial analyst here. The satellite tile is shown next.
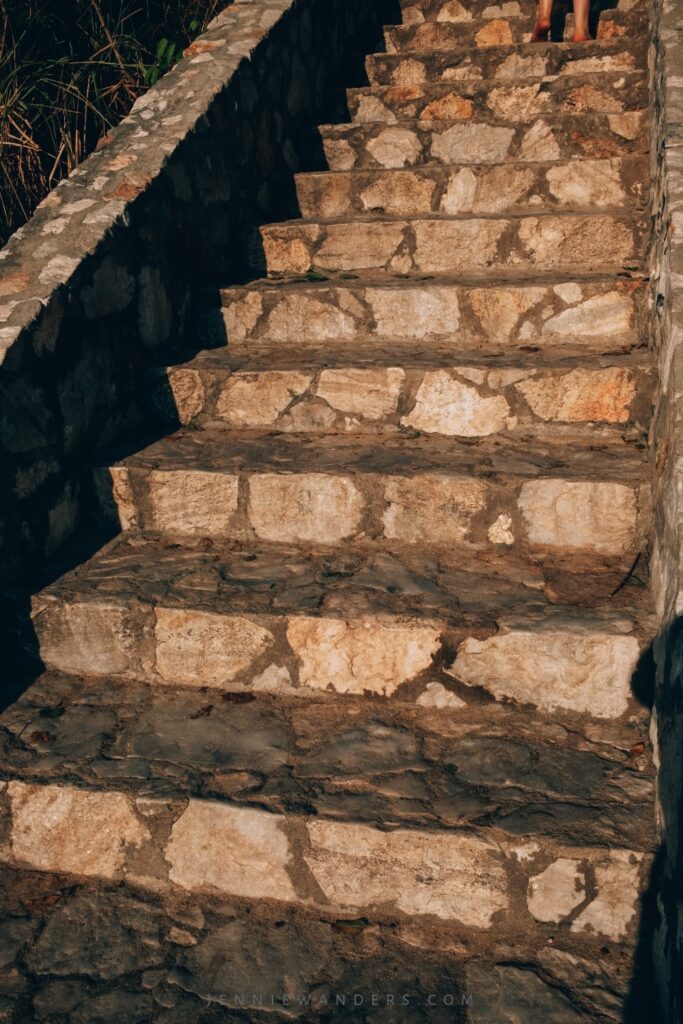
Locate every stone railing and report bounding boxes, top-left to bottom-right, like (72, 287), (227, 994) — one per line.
(648, 0), (683, 1014)
(0, 0), (397, 589)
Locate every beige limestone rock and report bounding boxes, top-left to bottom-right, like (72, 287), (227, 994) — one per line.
(553, 282), (583, 304)
(542, 290), (633, 337)
(567, 84), (624, 113)
(546, 160), (624, 207)
(571, 850), (643, 940)
(354, 94), (396, 124)
(367, 127), (422, 168)
(359, 172), (436, 214)
(417, 682), (467, 709)
(476, 166), (538, 213)
(315, 222), (406, 271)
(413, 218), (504, 272)
(166, 801), (296, 900)
(263, 295), (357, 342)
(496, 53), (547, 78)
(383, 474), (487, 543)
(391, 58), (428, 87)
(304, 820), (508, 925)
(450, 628), (640, 717)
(154, 608), (274, 687)
(431, 124), (514, 164)
(216, 371), (312, 427)
(402, 371), (512, 436)
(608, 111), (643, 140)
(316, 368), (404, 419)
(36, 601), (136, 677)
(324, 138), (356, 171)
(436, 0), (472, 20)
(249, 474), (365, 543)
(475, 19), (513, 45)
(146, 469), (239, 536)
(167, 369), (205, 425)
(518, 479), (637, 555)
(422, 95), (474, 120)
(527, 858), (585, 923)
(470, 287), (543, 339)
(488, 513), (515, 545)
(487, 84), (544, 121)
(8, 782), (148, 878)
(518, 215), (633, 266)
(287, 616), (441, 695)
(263, 228), (318, 275)
(515, 368), (635, 422)
(106, 465), (137, 530)
(441, 168), (478, 213)
(369, 286), (461, 337)
(519, 121), (561, 161)
(223, 291), (262, 343)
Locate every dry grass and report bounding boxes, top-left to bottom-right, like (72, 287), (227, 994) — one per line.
(0, 0), (225, 245)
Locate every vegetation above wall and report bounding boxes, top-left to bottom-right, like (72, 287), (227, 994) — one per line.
(0, 0), (225, 245)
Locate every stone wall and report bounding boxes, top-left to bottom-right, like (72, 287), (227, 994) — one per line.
(0, 0), (396, 591)
(647, 0), (683, 1015)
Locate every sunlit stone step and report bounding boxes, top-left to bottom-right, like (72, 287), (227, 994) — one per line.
(385, 8), (645, 51)
(296, 157), (647, 218)
(155, 347), (653, 444)
(260, 212), (643, 277)
(91, 431), (649, 598)
(31, 537), (653, 718)
(346, 72), (647, 124)
(366, 38), (645, 86)
(320, 112), (646, 170)
(0, 777), (651, 939)
(215, 276), (647, 354)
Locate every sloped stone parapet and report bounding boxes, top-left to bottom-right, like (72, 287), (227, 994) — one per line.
(0, 0), (395, 585)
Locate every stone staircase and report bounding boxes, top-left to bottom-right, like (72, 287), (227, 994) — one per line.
(0, 0), (658, 1019)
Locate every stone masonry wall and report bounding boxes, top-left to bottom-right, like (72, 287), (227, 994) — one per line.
(647, 0), (683, 1015)
(0, 0), (396, 593)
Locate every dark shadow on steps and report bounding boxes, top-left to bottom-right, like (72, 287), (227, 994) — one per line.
(549, 0), (618, 41)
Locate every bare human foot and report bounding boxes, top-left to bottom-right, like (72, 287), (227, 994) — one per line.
(530, 18), (551, 41)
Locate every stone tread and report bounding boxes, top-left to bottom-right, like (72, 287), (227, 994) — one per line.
(106, 428), (649, 483)
(384, 9), (646, 50)
(0, 862), (654, 1024)
(260, 210), (645, 277)
(365, 38), (646, 85)
(346, 72), (648, 123)
(295, 156), (648, 218)
(0, 669), (655, 850)
(319, 112), (647, 170)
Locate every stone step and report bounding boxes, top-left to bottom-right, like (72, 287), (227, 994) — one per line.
(366, 37), (643, 87)
(366, 38), (645, 86)
(385, 9), (645, 52)
(260, 211), (644, 277)
(0, 670), (654, 849)
(296, 157), (647, 219)
(0, 863), (647, 1024)
(347, 72), (647, 124)
(92, 431), (650, 594)
(320, 112), (646, 170)
(398, 0), (643, 27)
(154, 347), (654, 443)
(30, 536), (653, 718)
(215, 275), (647, 354)
(0, 772), (653, 945)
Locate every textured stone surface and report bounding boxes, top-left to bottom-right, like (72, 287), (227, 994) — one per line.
(154, 609), (274, 687)
(304, 820), (508, 925)
(166, 801), (296, 899)
(287, 616), (442, 695)
(527, 858), (586, 923)
(450, 627), (641, 717)
(518, 479), (638, 555)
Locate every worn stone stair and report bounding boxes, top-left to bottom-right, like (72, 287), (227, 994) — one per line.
(0, 0), (657, 1018)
